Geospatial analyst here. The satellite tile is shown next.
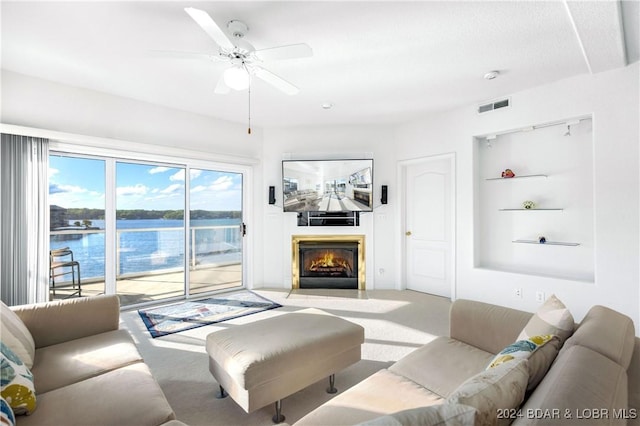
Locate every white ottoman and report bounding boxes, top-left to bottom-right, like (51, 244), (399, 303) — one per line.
(205, 308), (365, 422)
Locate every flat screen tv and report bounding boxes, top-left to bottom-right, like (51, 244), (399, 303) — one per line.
(282, 159), (373, 212)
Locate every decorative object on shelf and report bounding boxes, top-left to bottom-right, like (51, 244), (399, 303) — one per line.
(538, 236), (546, 244)
(501, 169), (515, 178)
(522, 200), (536, 209)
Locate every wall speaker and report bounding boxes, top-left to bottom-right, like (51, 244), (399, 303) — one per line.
(268, 186), (276, 205)
(381, 185), (388, 204)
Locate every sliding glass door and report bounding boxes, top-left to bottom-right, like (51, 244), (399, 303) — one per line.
(48, 155), (106, 300)
(188, 169), (243, 295)
(49, 151), (248, 306)
(115, 161), (186, 305)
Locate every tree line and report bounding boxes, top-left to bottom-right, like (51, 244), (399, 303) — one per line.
(64, 208), (241, 220)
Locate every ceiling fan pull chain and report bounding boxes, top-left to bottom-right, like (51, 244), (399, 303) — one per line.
(247, 76), (252, 135)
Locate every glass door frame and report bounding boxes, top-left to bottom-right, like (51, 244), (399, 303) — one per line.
(49, 144), (253, 307)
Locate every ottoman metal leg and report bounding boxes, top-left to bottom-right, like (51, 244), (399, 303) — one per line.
(327, 374), (337, 394)
(216, 385), (227, 399)
(272, 399), (285, 423)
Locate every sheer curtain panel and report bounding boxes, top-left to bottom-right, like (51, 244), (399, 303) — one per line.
(1, 134), (49, 305)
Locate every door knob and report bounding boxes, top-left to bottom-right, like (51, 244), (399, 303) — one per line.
(405, 231), (412, 236)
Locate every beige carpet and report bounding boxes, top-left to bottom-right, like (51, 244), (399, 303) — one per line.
(120, 289), (451, 426)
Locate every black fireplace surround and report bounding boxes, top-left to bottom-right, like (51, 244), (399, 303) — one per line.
(298, 241), (359, 289)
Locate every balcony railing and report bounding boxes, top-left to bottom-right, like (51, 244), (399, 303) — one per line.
(50, 224), (242, 282)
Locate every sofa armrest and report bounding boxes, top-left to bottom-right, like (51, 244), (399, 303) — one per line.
(10, 294), (120, 348)
(449, 299), (532, 354)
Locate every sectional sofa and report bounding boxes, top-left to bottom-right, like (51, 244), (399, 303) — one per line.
(1, 295), (185, 426)
(295, 297), (640, 425)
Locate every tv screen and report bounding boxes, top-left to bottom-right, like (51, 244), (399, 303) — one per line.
(282, 159), (373, 212)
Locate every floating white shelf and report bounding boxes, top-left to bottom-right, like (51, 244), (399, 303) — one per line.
(485, 174), (548, 181)
(499, 208), (564, 211)
(513, 240), (580, 246)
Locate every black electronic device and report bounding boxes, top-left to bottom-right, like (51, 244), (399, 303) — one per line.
(268, 186), (276, 204)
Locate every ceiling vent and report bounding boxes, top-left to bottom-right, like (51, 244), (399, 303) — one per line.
(477, 98), (510, 114)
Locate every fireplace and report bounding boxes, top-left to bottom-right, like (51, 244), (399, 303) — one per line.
(291, 235), (365, 290)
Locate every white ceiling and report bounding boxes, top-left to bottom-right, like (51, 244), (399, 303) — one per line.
(1, 1), (638, 128)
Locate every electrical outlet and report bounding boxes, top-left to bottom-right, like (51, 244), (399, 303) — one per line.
(514, 288), (523, 299)
(536, 291), (546, 303)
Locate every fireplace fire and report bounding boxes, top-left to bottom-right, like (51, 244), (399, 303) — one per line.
(291, 235), (365, 290)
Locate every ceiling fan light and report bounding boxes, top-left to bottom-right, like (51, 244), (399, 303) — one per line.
(223, 66), (250, 90)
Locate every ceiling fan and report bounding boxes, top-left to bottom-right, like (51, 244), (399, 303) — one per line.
(184, 7), (312, 95)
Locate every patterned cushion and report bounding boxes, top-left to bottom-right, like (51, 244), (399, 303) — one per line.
(517, 294), (574, 344)
(0, 302), (35, 369)
(487, 335), (555, 369)
(0, 342), (36, 416)
(446, 359), (529, 426)
(1, 396), (16, 426)
(487, 335), (560, 392)
(357, 403), (477, 426)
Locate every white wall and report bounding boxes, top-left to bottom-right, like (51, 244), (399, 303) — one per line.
(396, 62), (640, 331)
(0, 70), (261, 158)
(259, 125), (398, 290)
(3, 64), (638, 333)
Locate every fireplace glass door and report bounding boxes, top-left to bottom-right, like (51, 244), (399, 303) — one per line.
(298, 242), (358, 289)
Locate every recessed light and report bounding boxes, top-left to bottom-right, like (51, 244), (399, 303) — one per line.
(321, 102), (334, 110)
(484, 70), (500, 80)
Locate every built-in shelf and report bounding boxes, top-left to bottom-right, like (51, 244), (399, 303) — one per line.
(485, 174), (548, 181)
(499, 208), (564, 211)
(513, 240), (580, 246)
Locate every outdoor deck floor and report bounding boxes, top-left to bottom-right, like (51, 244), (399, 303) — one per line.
(50, 264), (242, 306)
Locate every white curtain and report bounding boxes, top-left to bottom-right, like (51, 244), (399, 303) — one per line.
(1, 134), (49, 305)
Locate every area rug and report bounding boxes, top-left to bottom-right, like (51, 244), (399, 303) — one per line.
(138, 290), (282, 338)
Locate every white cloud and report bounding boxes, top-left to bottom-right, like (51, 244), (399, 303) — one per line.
(48, 167), (59, 179)
(170, 169), (203, 182)
(117, 184), (148, 196)
(210, 175), (234, 191)
(149, 166), (170, 174)
(160, 183), (183, 194)
(170, 170), (185, 181)
(190, 185), (207, 193)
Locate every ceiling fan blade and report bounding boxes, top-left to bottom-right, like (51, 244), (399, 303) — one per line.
(214, 75), (231, 94)
(184, 7), (235, 51)
(253, 66), (299, 95)
(254, 43), (313, 61)
(149, 50), (224, 62)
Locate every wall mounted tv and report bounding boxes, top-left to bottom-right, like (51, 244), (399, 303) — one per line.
(282, 159), (373, 213)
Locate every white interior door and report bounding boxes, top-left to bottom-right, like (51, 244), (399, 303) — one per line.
(404, 156), (453, 297)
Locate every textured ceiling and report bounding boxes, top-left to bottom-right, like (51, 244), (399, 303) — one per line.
(1, 1), (637, 127)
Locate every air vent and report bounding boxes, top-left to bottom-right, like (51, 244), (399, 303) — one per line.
(477, 98), (510, 114)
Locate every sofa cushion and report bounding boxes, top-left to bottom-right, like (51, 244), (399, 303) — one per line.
(487, 335), (555, 368)
(560, 305), (635, 369)
(450, 300), (533, 355)
(0, 342), (36, 416)
(517, 294), (574, 345)
(357, 403), (478, 426)
(446, 358), (529, 426)
(1, 302), (35, 369)
(389, 336), (494, 398)
(293, 369), (444, 426)
(1, 395), (16, 426)
(16, 362), (176, 426)
(30, 329), (144, 394)
(487, 335), (560, 392)
(514, 345), (628, 426)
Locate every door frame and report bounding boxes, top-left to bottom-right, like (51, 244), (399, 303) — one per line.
(397, 153), (456, 299)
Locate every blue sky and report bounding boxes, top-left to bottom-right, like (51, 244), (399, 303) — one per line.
(49, 156), (242, 211)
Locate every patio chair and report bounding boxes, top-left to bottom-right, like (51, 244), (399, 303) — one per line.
(49, 247), (82, 298)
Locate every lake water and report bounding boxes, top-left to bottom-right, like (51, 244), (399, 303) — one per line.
(51, 218), (242, 280)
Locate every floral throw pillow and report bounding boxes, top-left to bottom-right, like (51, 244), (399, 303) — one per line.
(0, 342), (36, 416)
(487, 335), (556, 369)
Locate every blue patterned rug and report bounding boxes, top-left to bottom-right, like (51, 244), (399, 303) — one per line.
(138, 290), (282, 338)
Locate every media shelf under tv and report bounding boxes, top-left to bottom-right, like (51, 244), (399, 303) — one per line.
(297, 211), (360, 226)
